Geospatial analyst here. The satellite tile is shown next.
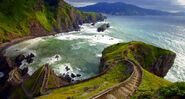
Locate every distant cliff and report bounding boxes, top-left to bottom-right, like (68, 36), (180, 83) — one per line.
(0, 0), (105, 44)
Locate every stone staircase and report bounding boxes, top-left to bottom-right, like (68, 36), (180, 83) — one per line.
(92, 59), (143, 99)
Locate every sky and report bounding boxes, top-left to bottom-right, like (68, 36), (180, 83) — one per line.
(65, 0), (185, 12)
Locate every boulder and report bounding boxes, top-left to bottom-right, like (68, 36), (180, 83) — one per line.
(71, 73), (76, 78)
(97, 23), (110, 32)
(21, 67), (28, 76)
(25, 53), (35, 64)
(15, 54), (25, 66)
(76, 74), (81, 77)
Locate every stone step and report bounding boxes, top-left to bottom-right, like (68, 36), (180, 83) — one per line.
(112, 89), (125, 99)
(121, 87), (132, 94)
(117, 89), (128, 99)
(130, 79), (139, 83)
(106, 94), (117, 99)
(124, 85), (135, 91)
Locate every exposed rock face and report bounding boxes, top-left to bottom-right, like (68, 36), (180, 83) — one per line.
(15, 54), (26, 66)
(97, 23), (110, 32)
(29, 20), (50, 37)
(151, 54), (176, 77)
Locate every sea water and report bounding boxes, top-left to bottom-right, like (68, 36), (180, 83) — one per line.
(5, 16), (185, 82)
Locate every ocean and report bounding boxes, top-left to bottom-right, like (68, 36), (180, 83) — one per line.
(5, 16), (185, 82)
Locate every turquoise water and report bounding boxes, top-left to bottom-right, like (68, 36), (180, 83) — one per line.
(5, 16), (185, 82)
(107, 16), (185, 82)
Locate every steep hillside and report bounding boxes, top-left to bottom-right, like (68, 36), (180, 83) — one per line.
(0, 0), (104, 43)
(133, 69), (172, 99)
(9, 64), (69, 99)
(101, 41), (176, 77)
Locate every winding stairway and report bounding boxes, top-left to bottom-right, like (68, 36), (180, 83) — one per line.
(92, 59), (143, 99)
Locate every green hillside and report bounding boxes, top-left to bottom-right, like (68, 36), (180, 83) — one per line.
(0, 0), (104, 43)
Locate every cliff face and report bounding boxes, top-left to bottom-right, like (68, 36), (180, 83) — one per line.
(0, 0), (105, 43)
(151, 54), (176, 77)
(101, 41), (176, 77)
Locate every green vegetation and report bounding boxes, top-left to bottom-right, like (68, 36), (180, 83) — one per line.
(102, 41), (175, 99)
(10, 66), (45, 99)
(37, 41), (175, 98)
(39, 63), (131, 99)
(157, 82), (185, 98)
(0, 0), (36, 42)
(8, 41), (175, 98)
(35, 11), (53, 31)
(102, 41), (174, 70)
(133, 69), (172, 99)
(0, 0), (103, 43)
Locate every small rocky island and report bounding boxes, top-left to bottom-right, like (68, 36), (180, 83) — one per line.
(97, 23), (110, 32)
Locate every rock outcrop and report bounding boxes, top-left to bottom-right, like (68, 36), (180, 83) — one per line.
(151, 54), (176, 77)
(101, 41), (176, 77)
(97, 23), (110, 32)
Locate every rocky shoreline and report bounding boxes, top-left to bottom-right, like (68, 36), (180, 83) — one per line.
(0, 18), (106, 99)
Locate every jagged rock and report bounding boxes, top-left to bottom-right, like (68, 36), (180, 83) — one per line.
(71, 73), (76, 78)
(151, 54), (176, 77)
(25, 53), (35, 64)
(76, 74), (81, 77)
(65, 66), (70, 71)
(97, 23), (110, 32)
(64, 74), (72, 82)
(55, 55), (59, 59)
(91, 23), (95, 26)
(21, 67), (28, 76)
(15, 54), (25, 66)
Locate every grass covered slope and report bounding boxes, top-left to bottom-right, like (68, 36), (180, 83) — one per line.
(39, 63), (131, 99)
(133, 69), (172, 99)
(10, 65), (69, 99)
(101, 41), (175, 77)
(102, 41), (175, 98)
(0, 0), (104, 43)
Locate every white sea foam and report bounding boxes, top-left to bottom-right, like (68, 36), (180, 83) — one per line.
(96, 54), (102, 57)
(56, 34), (121, 45)
(27, 67), (35, 76)
(5, 38), (44, 57)
(42, 54), (62, 65)
(53, 63), (83, 80)
(54, 63), (74, 75)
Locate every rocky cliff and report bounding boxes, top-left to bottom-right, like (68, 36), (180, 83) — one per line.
(101, 41), (176, 77)
(0, 0), (105, 43)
